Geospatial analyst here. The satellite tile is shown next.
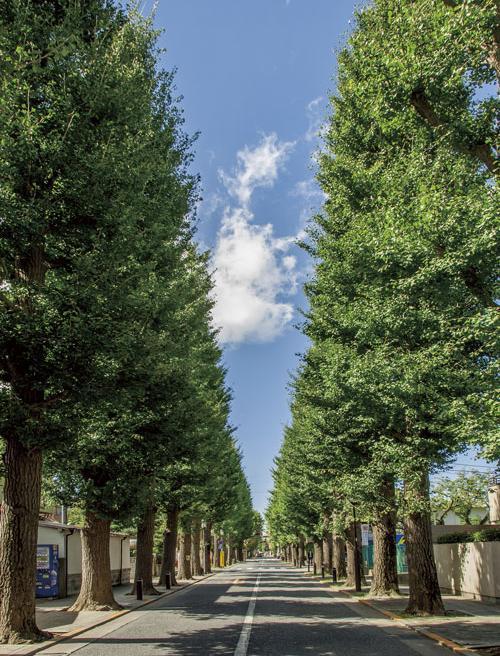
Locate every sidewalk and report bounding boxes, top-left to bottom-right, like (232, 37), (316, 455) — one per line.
(0, 575), (213, 656)
(311, 573), (500, 655)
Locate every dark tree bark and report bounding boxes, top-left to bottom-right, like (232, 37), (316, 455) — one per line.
(0, 243), (51, 643)
(212, 534), (219, 567)
(404, 475), (445, 615)
(409, 89), (497, 175)
(313, 541), (322, 573)
(322, 533), (332, 573)
(69, 513), (120, 612)
(370, 479), (399, 597)
(177, 524), (192, 581)
(345, 522), (366, 588)
(298, 537), (305, 567)
(159, 508), (178, 587)
(191, 519), (203, 576)
(130, 502), (159, 596)
(0, 437), (49, 643)
(203, 522), (212, 574)
(333, 533), (347, 579)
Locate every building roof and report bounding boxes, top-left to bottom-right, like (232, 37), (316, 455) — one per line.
(38, 519), (129, 538)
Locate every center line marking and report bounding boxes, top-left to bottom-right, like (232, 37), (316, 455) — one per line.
(234, 573), (261, 656)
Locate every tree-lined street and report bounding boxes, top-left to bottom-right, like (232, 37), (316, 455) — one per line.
(31, 559), (454, 656)
(0, 0), (497, 652)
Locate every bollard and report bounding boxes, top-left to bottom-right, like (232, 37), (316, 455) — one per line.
(321, 565), (325, 579)
(313, 562), (317, 576)
(165, 572), (171, 590)
(332, 567), (337, 583)
(136, 578), (143, 601)
(307, 560), (310, 573)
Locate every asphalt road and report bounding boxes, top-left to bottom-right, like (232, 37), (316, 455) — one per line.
(43, 559), (453, 655)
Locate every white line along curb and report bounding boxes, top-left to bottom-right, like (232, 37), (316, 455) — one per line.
(234, 573), (261, 656)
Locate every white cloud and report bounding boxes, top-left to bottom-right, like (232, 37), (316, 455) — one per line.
(305, 96), (327, 143)
(196, 191), (223, 221)
(218, 133), (294, 207)
(293, 179), (326, 204)
(211, 135), (298, 344)
(292, 178), (327, 227)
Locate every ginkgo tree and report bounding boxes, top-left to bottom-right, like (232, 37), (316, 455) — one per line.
(268, 0), (497, 617)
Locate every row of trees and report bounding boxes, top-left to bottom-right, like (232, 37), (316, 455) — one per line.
(431, 471), (492, 525)
(0, 1), (255, 644)
(267, 0), (498, 616)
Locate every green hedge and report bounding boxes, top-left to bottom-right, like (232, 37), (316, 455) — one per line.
(437, 528), (500, 544)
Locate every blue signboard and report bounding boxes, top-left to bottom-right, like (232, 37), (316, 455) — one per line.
(36, 544), (59, 598)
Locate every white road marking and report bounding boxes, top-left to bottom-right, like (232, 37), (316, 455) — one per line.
(234, 573), (261, 656)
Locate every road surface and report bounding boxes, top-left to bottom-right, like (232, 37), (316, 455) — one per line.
(40, 558), (452, 655)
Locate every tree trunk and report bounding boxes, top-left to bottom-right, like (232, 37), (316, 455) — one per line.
(298, 537), (305, 567)
(203, 522), (212, 574)
(177, 526), (192, 580)
(370, 480), (399, 597)
(345, 522), (365, 588)
(159, 508), (178, 587)
(191, 519), (203, 576)
(212, 533), (219, 567)
(333, 533), (347, 579)
(292, 543), (298, 566)
(69, 513), (120, 611)
(322, 534), (332, 573)
(0, 437), (48, 644)
(130, 503), (158, 596)
(404, 475), (445, 615)
(313, 541), (322, 573)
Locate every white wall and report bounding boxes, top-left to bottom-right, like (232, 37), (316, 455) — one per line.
(38, 523), (130, 578)
(67, 530), (82, 575)
(37, 525), (66, 557)
(434, 541), (500, 602)
(433, 508), (489, 526)
(110, 534), (130, 571)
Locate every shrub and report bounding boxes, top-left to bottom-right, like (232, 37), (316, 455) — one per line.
(437, 529), (500, 544)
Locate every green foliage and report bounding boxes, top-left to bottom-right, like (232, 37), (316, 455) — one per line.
(437, 528), (500, 543)
(431, 471), (491, 524)
(1, 0), (253, 537)
(268, 0), (498, 551)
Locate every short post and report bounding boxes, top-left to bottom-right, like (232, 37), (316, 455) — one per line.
(136, 578), (143, 601)
(307, 560), (310, 573)
(321, 565), (325, 579)
(165, 572), (171, 590)
(332, 567), (337, 583)
(313, 562), (317, 576)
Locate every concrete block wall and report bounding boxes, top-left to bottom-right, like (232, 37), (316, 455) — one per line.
(434, 541), (500, 603)
(37, 522), (130, 597)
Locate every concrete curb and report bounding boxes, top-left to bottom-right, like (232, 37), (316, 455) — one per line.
(294, 565), (478, 656)
(356, 598), (477, 654)
(3, 573), (217, 656)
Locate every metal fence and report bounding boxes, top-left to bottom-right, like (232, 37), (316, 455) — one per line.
(362, 544), (408, 574)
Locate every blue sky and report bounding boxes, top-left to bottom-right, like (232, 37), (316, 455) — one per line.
(148, 1), (493, 514)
